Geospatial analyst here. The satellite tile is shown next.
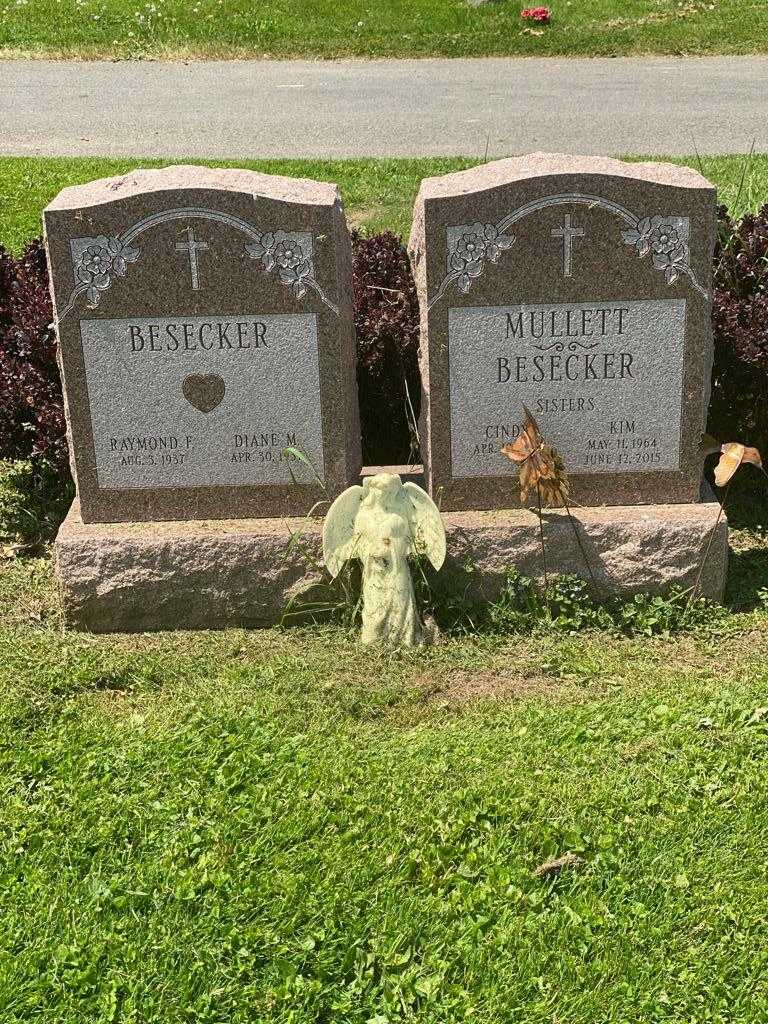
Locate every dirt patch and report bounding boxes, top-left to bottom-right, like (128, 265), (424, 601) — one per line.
(663, 628), (768, 672)
(415, 665), (566, 707)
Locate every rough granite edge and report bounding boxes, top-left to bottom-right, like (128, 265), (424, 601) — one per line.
(56, 493), (727, 540)
(415, 153), (716, 202)
(54, 491), (729, 632)
(44, 164), (341, 212)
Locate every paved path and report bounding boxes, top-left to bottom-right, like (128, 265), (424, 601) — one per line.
(1, 57), (766, 158)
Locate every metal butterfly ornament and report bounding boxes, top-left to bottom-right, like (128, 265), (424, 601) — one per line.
(500, 405), (570, 506)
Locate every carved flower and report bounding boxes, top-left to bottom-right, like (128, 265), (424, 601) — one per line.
(279, 259), (312, 299)
(454, 227), (487, 264)
(246, 230), (313, 298)
(623, 216), (684, 258)
(622, 216), (689, 285)
(449, 222), (514, 294)
(81, 244), (113, 279)
(247, 231), (306, 270)
(75, 236), (139, 307)
(648, 221), (681, 255)
(273, 237), (305, 270)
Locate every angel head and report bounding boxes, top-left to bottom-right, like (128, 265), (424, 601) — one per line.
(359, 472), (407, 512)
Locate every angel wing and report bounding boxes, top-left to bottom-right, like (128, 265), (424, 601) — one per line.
(322, 485), (364, 578)
(403, 482), (446, 570)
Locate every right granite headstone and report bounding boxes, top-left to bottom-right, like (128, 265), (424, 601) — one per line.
(409, 153), (716, 511)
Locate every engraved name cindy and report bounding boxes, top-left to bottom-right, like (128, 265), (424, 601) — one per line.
(496, 305), (635, 383)
(126, 319), (269, 353)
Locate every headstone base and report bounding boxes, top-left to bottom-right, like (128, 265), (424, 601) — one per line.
(55, 493), (728, 633)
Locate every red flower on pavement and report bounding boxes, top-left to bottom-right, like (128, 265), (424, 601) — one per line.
(521, 7), (551, 22)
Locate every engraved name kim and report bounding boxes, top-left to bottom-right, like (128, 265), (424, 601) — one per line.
(447, 299), (686, 478)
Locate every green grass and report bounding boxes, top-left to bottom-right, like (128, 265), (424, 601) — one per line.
(2, 536), (768, 1021)
(0, 0), (765, 59)
(2, 153), (768, 255)
(3, 151), (768, 1018)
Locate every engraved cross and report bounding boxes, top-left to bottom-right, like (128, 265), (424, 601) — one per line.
(551, 214), (584, 278)
(175, 226), (210, 291)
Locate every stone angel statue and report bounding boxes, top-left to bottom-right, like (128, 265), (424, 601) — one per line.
(322, 473), (447, 647)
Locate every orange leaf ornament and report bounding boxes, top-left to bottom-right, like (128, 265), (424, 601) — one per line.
(501, 405), (570, 505)
(713, 442), (763, 487)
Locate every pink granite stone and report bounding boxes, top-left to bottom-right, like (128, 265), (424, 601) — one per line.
(44, 165), (360, 523)
(410, 153), (716, 512)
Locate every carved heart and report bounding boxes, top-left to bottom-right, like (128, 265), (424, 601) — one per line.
(182, 373), (225, 413)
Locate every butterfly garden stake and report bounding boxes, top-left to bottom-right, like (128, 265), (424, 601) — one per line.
(689, 435), (765, 607)
(501, 406), (598, 597)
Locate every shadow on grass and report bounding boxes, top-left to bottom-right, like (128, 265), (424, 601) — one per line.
(726, 545), (768, 611)
(0, 459), (73, 550)
(721, 474), (768, 612)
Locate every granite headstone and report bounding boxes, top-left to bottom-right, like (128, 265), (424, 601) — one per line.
(409, 153), (716, 511)
(44, 165), (360, 523)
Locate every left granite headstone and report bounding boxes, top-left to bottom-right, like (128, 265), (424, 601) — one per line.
(44, 165), (360, 523)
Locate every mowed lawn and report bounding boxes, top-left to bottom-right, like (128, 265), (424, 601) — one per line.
(0, 0), (765, 60)
(2, 152), (768, 1020)
(2, 547), (768, 1022)
(2, 153), (768, 254)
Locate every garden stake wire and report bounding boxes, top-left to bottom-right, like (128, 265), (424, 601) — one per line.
(562, 501), (599, 593)
(535, 480), (550, 612)
(686, 479), (730, 616)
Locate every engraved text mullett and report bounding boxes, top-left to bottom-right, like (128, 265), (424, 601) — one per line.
(497, 305), (634, 383)
(505, 306), (630, 340)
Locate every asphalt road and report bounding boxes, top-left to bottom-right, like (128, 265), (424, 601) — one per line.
(1, 56), (766, 158)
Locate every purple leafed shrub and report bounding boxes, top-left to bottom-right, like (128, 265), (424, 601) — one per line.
(0, 240), (68, 470)
(2, 215), (767, 484)
(0, 231), (423, 475)
(352, 230), (421, 465)
(709, 204), (768, 453)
